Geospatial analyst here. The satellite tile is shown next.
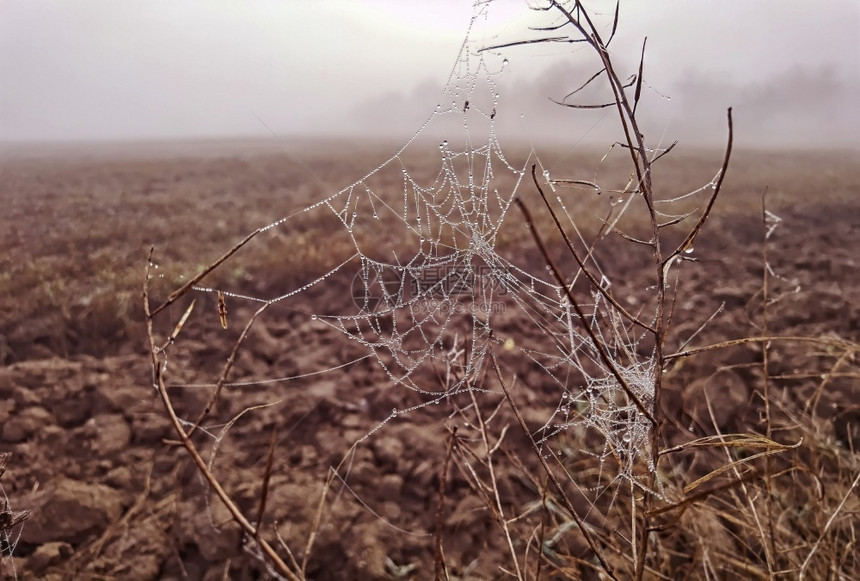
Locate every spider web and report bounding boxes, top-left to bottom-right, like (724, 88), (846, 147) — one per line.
(177, 0), (662, 476)
(157, 0), (708, 541)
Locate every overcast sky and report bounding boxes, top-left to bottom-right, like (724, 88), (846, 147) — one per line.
(1, 0), (858, 147)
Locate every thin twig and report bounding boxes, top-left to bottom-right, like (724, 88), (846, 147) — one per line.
(479, 36), (585, 53)
(531, 165), (656, 334)
(664, 108), (733, 262)
(561, 68), (605, 101)
(255, 427), (279, 539)
(651, 141), (678, 163)
(150, 228), (262, 318)
(515, 194), (656, 425)
(187, 302), (271, 437)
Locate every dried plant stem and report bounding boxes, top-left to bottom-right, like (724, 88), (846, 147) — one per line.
(665, 109), (733, 262)
(515, 194), (655, 426)
(149, 230), (261, 318)
(188, 302), (271, 438)
(758, 187), (778, 574)
(491, 351), (618, 580)
(468, 388), (523, 580)
(538, 7), (668, 575)
(666, 335), (856, 360)
(516, 5), (739, 577)
(434, 428), (456, 581)
(144, 256), (301, 581)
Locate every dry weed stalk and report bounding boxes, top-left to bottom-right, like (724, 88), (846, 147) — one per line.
(475, 1), (853, 579)
(144, 254), (303, 581)
(492, 1), (731, 577)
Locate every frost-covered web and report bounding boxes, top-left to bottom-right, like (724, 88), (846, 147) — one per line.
(181, 1), (666, 489)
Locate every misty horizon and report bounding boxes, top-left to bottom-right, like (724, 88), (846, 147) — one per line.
(2, 1), (858, 150)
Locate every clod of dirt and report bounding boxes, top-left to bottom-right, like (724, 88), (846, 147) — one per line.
(22, 478), (124, 545)
(82, 413), (132, 456)
(2, 407), (55, 444)
(26, 541), (73, 574)
(371, 435), (404, 468)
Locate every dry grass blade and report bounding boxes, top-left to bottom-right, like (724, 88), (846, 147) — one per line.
(550, 178), (602, 195)
(683, 440), (801, 495)
(718, 553), (769, 580)
(666, 335), (857, 360)
(646, 470), (762, 517)
(799, 471), (860, 580)
(661, 434), (796, 456)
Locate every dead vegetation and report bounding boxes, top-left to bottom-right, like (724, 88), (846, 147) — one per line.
(1, 1), (858, 580)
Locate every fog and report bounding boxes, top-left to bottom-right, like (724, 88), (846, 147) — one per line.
(2, 0), (858, 149)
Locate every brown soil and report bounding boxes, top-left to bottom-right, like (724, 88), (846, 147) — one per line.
(0, 142), (857, 580)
